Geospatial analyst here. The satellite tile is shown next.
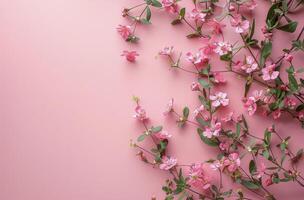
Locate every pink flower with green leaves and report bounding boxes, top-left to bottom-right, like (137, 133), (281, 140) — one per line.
(117, 24), (132, 40)
(210, 92), (229, 107)
(159, 156), (177, 170)
(230, 14), (250, 33)
(262, 63), (279, 81)
(154, 130), (172, 140)
(188, 163), (211, 189)
(133, 105), (148, 121)
(241, 55), (258, 73)
(203, 121), (222, 138)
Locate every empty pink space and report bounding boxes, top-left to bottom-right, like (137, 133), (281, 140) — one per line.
(0, 0), (303, 199)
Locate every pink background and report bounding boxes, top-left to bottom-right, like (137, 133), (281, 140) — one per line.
(1, 0), (304, 199)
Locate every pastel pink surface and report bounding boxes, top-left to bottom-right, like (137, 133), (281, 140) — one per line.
(0, 0), (303, 199)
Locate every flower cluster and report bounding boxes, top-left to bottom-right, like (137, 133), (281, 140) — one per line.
(119, 0), (304, 199)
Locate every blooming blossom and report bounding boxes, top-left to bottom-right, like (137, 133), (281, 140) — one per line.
(241, 56), (258, 73)
(193, 105), (205, 119)
(272, 109), (282, 120)
(244, 97), (257, 116)
(200, 36), (217, 55)
(162, 0), (178, 13)
(191, 82), (200, 91)
(117, 25), (132, 40)
(262, 63), (279, 81)
(186, 51), (209, 65)
(159, 46), (174, 56)
(206, 19), (225, 35)
(214, 41), (232, 56)
(284, 53), (293, 62)
(230, 15), (250, 33)
(210, 92), (229, 107)
(210, 160), (222, 171)
(219, 140), (230, 151)
(133, 105), (148, 121)
(224, 153), (241, 172)
(163, 98), (174, 115)
(284, 97), (297, 109)
(213, 72), (226, 84)
(154, 130), (172, 140)
(188, 163), (211, 189)
(159, 156), (177, 170)
(203, 121), (222, 138)
(121, 50), (139, 62)
(254, 162), (266, 179)
(188, 9), (206, 23)
(221, 112), (234, 122)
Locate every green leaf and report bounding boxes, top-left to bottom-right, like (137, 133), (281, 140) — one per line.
(249, 160), (257, 175)
(171, 19), (182, 25)
(236, 123), (241, 138)
(197, 128), (219, 147)
(241, 179), (260, 190)
(260, 42), (272, 67)
(183, 107), (189, 119)
(198, 79), (211, 89)
(140, 19), (151, 24)
(277, 21), (298, 33)
(264, 129), (272, 146)
(146, 6), (151, 21)
(151, 0), (162, 7)
(288, 71), (299, 92)
(186, 32), (201, 38)
(151, 126), (163, 133)
(137, 134), (146, 142)
(179, 8), (186, 19)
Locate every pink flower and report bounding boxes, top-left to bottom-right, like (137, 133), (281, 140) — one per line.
(298, 111), (304, 121)
(188, 9), (206, 23)
(206, 19), (226, 35)
(221, 112), (234, 122)
(159, 156), (177, 170)
(272, 109), (282, 120)
(241, 56), (258, 73)
(261, 26), (273, 39)
(203, 121), (222, 138)
(230, 15), (250, 33)
(284, 97), (297, 109)
(210, 92), (229, 107)
(210, 160), (222, 171)
(186, 51), (209, 65)
(117, 25), (132, 40)
(214, 41), (232, 56)
(224, 153), (241, 172)
(255, 162), (266, 179)
(163, 98), (174, 115)
(188, 163), (211, 189)
(219, 140), (230, 151)
(133, 105), (148, 121)
(154, 130), (172, 140)
(213, 72), (226, 84)
(159, 46), (174, 56)
(262, 63), (279, 81)
(191, 82), (200, 91)
(244, 97), (257, 116)
(284, 53), (293, 62)
(162, 0), (178, 13)
(121, 50), (139, 62)
(200, 36), (217, 55)
(193, 105), (205, 119)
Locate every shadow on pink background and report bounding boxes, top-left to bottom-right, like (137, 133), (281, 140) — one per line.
(0, 0), (304, 199)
